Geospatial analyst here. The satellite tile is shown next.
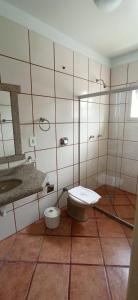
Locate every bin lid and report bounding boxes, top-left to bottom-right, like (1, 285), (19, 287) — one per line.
(44, 207), (60, 218)
(68, 186), (101, 205)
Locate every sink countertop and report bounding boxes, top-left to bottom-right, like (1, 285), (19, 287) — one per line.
(0, 163), (47, 207)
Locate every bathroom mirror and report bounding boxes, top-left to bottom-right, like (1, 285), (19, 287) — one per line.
(0, 82), (25, 163)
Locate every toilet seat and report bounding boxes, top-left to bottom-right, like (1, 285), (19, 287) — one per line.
(68, 186), (101, 206)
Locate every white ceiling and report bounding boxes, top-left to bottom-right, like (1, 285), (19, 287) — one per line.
(2, 0), (138, 59)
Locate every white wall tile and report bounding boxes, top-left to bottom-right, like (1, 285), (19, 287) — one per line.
(14, 193), (38, 208)
(124, 123), (138, 141)
(111, 64), (128, 86)
(56, 123), (73, 146)
(33, 96), (55, 123)
(121, 158), (138, 178)
(88, 123), (99, 141)
(0, 56), (31, 93)
(58, 166), (73, 190)
(74, 52), (88, 79)
(80, 123), (87, 143)
(98, 156), (107, 172)
(80, 143), (87, 162)
(74, 101), (79, 122)
(128, 61), (138, 83)
(89, 59), (101, 82)
(108, 139), (123, 156)
(87, 158), (98, 177)
(80, 101), (87, 122)
(78, 162), (85, 181)
(120, 175), (137, 194)
(55, 43), (73, 75)
(30, 31), (54, 69)
(74, 164), (79, 183)
(101, 64), (110, 87)
(20, 124), (34, 153)
(74, 144), (79, 164)
(100, 104), (109, 122)
(100, 95), (109, 105)
(34, 124), (56, 150)
(107, 155), (121, 173)
(55, 72), (73, 99)
(87, 175), (98, 190)
(18, 94), (32, 124)
(88, 141), (98, 160)
(109, 104), (125, 122)
(74, 77), (88, 100)
(56, 99), (73, 123)
(57, 145), (73, 169)
(99, 140), (108, 156)
(39, 192), (57, 217)
(110, 91), (126, 105)
(74, 123), (79, 144)
(0, 16), (29, 61)
(109, 123), (124, 140)
(15, 200), (39, 231)
(123, 141), (138, 160)
(31, 65), (54, 97)
(88, 103), (99, 122)
(0, 211), (16, 241)
(36, 148), (56, 172)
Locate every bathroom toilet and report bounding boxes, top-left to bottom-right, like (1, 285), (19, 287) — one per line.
(67, 186), (101, 221)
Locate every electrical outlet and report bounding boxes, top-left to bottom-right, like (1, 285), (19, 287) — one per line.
(29, 136), (37, 147)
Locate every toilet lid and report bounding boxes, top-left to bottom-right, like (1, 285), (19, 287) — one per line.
(68, 186), (101, 205)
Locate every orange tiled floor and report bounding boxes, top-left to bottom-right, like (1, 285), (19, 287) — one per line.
(0, 186), (135, 300)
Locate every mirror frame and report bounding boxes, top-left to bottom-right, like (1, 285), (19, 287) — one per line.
(0, 82), (25, 163)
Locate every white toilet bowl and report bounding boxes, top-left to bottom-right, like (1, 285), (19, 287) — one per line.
(67, 186), (101, 221)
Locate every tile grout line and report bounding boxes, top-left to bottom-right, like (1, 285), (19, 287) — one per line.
(25, 235), (45, 300)
(68, 219), (73, 300)
(95, 217), (113, 300)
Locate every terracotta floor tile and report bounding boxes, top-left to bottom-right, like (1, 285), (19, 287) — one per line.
(98, 196), (113, 206)
(106, 266), (129, 300)
(97, 219), (125, 237)
(72, 219), (98, 237)
(7, 234), (43, 262)
(122, 221), (134, 238)
(113, 195), (130, 205)
(46, 217), (72, 236)
(20, 219), (46, 235)
(94, 206), (116, 219)
(95, 187), (107, 195)
(86, 207), (95, 218)
(71, 237), (103, 265)
(106, 186), (125, 195)
(39, 236), (71, 263)
(114, 205), (135, 219)
(0, 235), (16, 260)
(0, 262), (35, 300)
(70, 265), (110, 300)
(126, 193), (137, 201)
(61, 207), (69, 217)
(28, 263), (69, 300)
(126, 194), (137, 207)
(101, 238), (131, 266)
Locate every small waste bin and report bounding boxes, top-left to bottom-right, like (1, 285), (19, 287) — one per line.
(44, 207), (61, 229)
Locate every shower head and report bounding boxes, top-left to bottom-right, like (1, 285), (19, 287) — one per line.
(96, 78), (107, 88)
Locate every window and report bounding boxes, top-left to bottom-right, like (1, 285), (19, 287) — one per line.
(130, 90), (138, 118)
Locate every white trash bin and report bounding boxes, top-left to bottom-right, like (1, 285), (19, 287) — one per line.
(44, 207), (61, 229)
